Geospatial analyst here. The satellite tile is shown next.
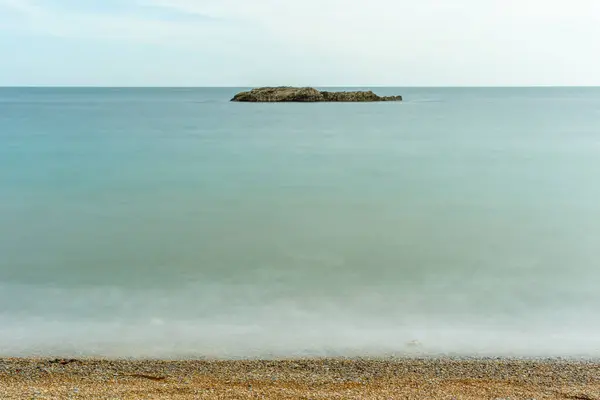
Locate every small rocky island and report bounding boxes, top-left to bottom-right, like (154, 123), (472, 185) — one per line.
(231, 87), (402, 102)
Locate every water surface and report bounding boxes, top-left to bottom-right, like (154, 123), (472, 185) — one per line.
(1, 87), (600, 357)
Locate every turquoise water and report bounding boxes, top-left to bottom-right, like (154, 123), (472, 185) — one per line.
(1, 87), (600, 358)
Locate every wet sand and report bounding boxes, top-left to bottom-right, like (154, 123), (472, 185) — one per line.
(1, 357), (599, 399)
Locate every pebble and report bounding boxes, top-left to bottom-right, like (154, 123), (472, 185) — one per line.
(2, 357), (599, 399)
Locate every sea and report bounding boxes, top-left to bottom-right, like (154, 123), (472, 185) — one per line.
(1, 87), (600, 358)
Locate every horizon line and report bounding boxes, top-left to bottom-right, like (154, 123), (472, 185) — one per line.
(1, 85), (600, 89)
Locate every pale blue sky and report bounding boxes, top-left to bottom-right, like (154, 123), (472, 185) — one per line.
(1, 0), (599, 86)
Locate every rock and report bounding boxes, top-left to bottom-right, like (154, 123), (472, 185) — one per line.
(231, 87), (402, 102)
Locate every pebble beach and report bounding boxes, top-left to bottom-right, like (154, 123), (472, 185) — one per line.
(1, 357), (599, 399)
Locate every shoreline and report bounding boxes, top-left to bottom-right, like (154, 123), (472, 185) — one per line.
(2, 357), (599, 399)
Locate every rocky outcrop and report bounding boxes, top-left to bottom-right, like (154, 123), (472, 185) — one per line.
(231, 87), (402, 102)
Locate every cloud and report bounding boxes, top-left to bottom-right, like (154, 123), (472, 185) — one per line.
(0, 0), (235, 43)
(3, 0), (599, 55)
(134, 0), (600, 85)
(1, 0), (599, 85)
(136, 0), (600, 57)
(0, 0), (47, 26)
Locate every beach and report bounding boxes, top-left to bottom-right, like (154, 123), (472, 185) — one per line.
(1, 358), (599, 399)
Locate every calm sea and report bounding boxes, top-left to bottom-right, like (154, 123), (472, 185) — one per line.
(1, 87), (600, 358)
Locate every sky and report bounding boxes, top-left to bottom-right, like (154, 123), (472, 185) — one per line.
(0, 0), (599, 86)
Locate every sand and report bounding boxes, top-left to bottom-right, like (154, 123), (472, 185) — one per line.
(1, 357), (599, 399)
